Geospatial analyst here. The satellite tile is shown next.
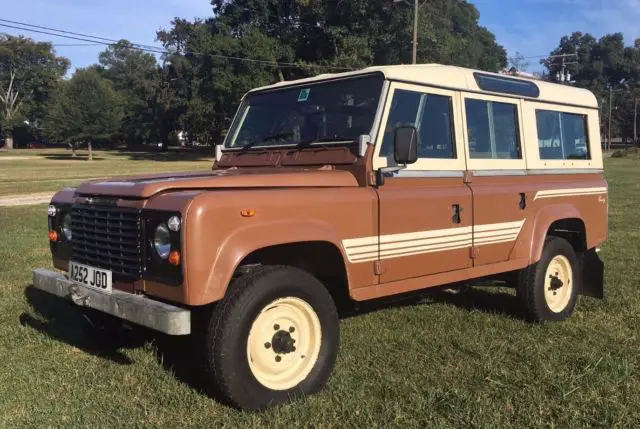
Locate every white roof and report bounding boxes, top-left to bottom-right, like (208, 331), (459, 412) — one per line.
(248, 64), (598, 108)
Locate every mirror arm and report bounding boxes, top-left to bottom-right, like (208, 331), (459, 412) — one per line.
(375, 164), (407, 187)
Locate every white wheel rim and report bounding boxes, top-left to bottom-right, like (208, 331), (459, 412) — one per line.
(544, 255), (573, 313)
(246, 297), (322, 391)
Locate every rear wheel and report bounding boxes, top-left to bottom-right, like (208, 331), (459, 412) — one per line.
(517, 236), (579, 322)
(205, 266), (339, 411)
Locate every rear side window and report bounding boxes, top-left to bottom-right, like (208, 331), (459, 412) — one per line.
(536, 110), (590, 160)
(380, 89), (456, 159)
(465, 99), (521, 159)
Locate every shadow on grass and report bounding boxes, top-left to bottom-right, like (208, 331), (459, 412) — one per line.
(20, 285), (223, 401)
(21, 286), (149, 365)
(18, 281), (523, 408)
(42, 155), (106, 161)
(340, 282), (523, 320)
(109, 148), (215, 162)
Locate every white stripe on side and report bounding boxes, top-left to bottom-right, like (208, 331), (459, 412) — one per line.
(534, 187), (607, 200)
(342, 220), (525, 263)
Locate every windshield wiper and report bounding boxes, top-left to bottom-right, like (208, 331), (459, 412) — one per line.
(295, 135), (356, 148)
(239, 132), (294, 152)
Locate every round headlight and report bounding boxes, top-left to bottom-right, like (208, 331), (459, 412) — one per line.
(62, 213), (72, 241)
(47, 204), (57, 217)
(154, 223), (171, 259)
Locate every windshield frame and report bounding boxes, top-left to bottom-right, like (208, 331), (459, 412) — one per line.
(222, 72), (387, 151)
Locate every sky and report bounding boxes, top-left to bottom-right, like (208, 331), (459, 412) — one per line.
(2, 0), (640, 74)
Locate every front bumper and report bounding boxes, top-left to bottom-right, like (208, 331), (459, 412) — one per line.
(31, 268), (191, 335)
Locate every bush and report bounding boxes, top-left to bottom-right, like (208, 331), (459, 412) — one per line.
(611, 147), (640, 158)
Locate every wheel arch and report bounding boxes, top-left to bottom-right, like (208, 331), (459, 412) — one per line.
(528, 204), (585, 264)
(198, 220), (351, 305)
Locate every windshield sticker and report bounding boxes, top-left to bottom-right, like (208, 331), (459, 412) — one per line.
(298, 88), (310, 102)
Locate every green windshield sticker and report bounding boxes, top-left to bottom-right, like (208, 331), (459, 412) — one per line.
(298, 88), (310, 102)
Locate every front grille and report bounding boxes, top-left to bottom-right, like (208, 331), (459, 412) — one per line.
(70, 204), (143, 279)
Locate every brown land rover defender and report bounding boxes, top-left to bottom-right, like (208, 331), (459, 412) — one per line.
(33, 64), (607, 411)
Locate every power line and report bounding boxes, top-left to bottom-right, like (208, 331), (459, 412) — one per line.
(0, 22), (166, 54)
(53, 43), (105, 47)
(0, 19), (353, 71)
(0, 18), (162, 52)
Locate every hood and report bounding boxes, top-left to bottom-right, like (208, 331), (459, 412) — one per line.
(75, 168), (359, 198)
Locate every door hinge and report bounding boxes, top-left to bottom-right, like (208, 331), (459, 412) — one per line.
(470, 246), (479, 259)
(368, 171), (378, 186)
(374, 260), (383, 275)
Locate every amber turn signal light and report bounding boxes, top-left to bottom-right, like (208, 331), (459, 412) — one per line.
(168, 250), (181, 266)
(48, 230), (58, 242)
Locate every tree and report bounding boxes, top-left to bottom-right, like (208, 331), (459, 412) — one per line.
(0, 34), (69, 149)
(542, 32), (640, 144)
(44, 68), (123, 160)
(97, 40), (161, 147)
(157, 0), (507, 145)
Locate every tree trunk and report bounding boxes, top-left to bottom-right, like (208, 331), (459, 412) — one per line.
(634, 98), (638, 146)
(88, 142), (93, 161)
(71, 143), (77, 157)
(3, 132), (13, 150)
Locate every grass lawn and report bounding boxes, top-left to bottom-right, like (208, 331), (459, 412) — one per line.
(0, 148), (214, 196)
(0, 159), (639, 428)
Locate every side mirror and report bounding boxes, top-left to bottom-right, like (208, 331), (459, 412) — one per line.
(394, 126), (419, 165)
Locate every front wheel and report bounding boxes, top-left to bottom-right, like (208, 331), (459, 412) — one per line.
(205, 266), (340, 411)
(517, 236), (579, 322)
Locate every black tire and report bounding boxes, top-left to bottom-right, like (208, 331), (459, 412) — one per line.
(205, 265), (340, 411)
(517, 236), (580, 323)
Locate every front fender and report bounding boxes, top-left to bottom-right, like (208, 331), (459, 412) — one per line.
(198, 219), (347, 305)
(527, 203), (583, 264)
(51, 187), (77, 205)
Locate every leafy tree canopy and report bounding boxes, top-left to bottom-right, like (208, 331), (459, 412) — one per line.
(156, 0), (507, 145)
(44, 67), (124, 148)
(0, 34), (69, 148)
(543, 31), (640, 141)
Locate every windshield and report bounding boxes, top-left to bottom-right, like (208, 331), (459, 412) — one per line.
(225, 74), (384, 149)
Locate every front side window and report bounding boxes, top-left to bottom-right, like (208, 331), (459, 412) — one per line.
(380, 89), (456, 159)
(465, 99), (521, 159)
(536, 110), (590, 160)
(226, 75), (384, 149)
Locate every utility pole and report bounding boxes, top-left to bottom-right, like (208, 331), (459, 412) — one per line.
(634, 97), (637, 146)
(412, 0), (418, 64)
(394, 0), (423, 64)
(550, 53), (577, 83)
(608, 86), (612, 152)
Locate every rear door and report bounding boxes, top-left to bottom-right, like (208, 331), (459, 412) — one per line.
(460, 93), (528, 265)
(370, 82), (473, 283)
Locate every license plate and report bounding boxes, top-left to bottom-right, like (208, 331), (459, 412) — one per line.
(68, 261), (112, 294)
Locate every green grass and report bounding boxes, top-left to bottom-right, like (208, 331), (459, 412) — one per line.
(1, 159), (639, 428)
(0, 148), (213, 196)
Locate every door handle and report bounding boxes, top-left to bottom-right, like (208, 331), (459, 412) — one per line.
(519, 193), (527, 210)
(452, 204), (462, 224)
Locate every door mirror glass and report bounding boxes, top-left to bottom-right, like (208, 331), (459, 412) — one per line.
(394, 126), (419, 164)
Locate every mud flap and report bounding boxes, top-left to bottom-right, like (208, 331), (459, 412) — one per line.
(580, 248), (604, 299)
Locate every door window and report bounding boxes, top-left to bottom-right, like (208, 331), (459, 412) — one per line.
(380, 89), (456, 159)
(465, 99), (521, 159)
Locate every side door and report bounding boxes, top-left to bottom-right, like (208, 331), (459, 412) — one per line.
(371, 82), (472, 283)
(460, 93), (528, 266)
